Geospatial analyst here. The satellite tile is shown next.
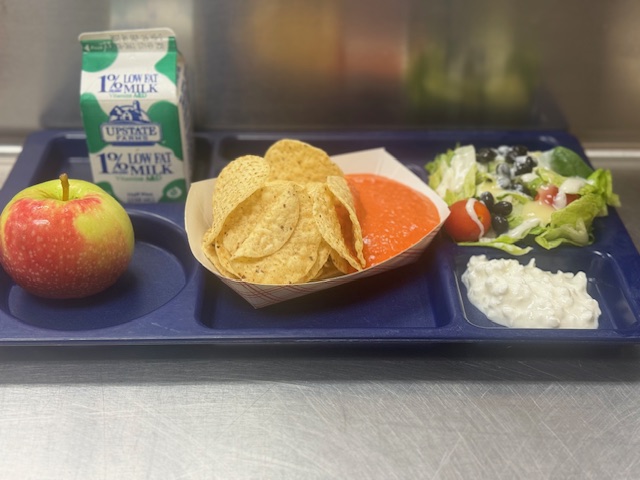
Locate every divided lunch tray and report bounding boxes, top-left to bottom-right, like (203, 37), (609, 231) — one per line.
(0, 129), (639, 345)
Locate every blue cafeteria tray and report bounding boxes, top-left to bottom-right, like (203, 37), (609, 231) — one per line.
(0, 129), (638, 345)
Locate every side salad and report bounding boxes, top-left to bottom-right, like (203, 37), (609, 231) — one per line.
(426, 144), (620, 255)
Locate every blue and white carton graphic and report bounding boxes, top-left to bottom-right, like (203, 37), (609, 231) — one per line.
(79, 28), (192, 203)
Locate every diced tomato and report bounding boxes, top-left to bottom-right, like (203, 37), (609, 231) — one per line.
(565, 193), (580, 205)
(444, 199), (492, 242)
(535, 185), (558, 206)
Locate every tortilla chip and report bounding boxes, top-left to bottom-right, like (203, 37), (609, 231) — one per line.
(206, 155), (270, 244)
(314, 259), (343, 281)
(326, 175), (366, 268)
(225, 186), (323, 284)
(329, 249), (352, 274)
(309, 181), (364, 271)
(219, 181), (300, 259)
(265, 139), (343, 183)
(300, 240), (332, 283)
(203, 240), (238, 279)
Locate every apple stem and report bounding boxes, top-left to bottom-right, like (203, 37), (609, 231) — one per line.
(60, 173), (69, 201)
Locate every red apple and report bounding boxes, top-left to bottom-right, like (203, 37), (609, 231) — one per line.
(0, 174), (134, 299)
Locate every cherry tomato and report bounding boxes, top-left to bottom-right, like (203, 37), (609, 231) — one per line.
(535, 185), (580, 207)
(535, 184), (558, 206)
(444, 199), (492, 242)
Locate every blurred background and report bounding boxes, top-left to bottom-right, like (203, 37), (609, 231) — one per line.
(1, 0), (639, 148)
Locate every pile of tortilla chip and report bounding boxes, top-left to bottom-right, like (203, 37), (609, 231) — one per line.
(202, 139), (367, 285)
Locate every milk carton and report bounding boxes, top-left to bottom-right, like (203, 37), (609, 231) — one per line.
(79, 28), (192, 203)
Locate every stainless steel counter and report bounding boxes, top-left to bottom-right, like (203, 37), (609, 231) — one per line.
(0, 148), (639, 480)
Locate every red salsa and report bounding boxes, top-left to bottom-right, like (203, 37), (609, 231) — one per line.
(346, 173), (441, 268)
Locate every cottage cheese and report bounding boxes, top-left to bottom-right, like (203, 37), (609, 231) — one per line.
(461, 255), (600, 329)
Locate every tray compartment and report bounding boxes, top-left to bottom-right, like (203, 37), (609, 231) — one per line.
(196, 251), (451, 332)
(2, 210), (196, 331)
(451, 246), (639, 332)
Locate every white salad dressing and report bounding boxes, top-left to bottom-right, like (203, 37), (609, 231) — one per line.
(461, 255), (600, 329)
(553, 177), (588, 209)
(465, 198), (486, 237)
(560, 177), (588, 194)
(553, 190), (568, 209)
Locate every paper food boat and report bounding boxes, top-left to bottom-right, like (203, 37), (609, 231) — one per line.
(185, 148), (450, 308)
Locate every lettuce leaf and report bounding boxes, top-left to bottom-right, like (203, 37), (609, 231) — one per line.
(426, 149), (454, 190)
(586, 169), (621, 207)
(460, 240), (533, 255)
(548, 146), (594, 178)
(536, 166), (568, 188)
(518, 174), (545, 194)
(426, 145), (477, 205)
(460, 218), (541, 255)
(534, 193), (605, 249)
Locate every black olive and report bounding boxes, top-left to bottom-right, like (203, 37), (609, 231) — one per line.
(492, 214), (509, 234)
(511, 145), (528, 156)
(497, 176), (511, 189)
(496, 163), (512, 178)
(514, 155), (536, 176)
(492, 200), (513, 216)
(479, 191), (495, 210)
(514, 162), (532, 176)
(476, 148), (497, 164)
(505, 151), (518, 164)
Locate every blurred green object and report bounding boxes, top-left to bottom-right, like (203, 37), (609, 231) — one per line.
(406, 43), (539, 125)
